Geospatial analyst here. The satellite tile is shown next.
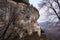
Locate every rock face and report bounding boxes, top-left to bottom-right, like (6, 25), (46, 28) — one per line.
(0, 0), (40, 40)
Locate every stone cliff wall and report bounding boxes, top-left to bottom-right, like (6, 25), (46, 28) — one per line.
(0, 0), (40, 40)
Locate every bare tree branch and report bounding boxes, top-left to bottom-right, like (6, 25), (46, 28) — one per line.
(54, 0), (60, 9)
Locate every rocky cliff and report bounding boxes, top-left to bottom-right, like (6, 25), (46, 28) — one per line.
(0, 0), (45, 40)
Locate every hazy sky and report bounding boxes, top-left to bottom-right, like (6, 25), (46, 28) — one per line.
(29, 0), (42, 9)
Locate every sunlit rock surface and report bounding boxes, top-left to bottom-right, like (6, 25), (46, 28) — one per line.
(0, 0), (42, 40)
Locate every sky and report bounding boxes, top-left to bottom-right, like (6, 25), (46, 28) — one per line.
(29, 0), (42, 9)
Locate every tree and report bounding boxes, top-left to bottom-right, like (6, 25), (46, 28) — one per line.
(38, 0), (60, 21)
